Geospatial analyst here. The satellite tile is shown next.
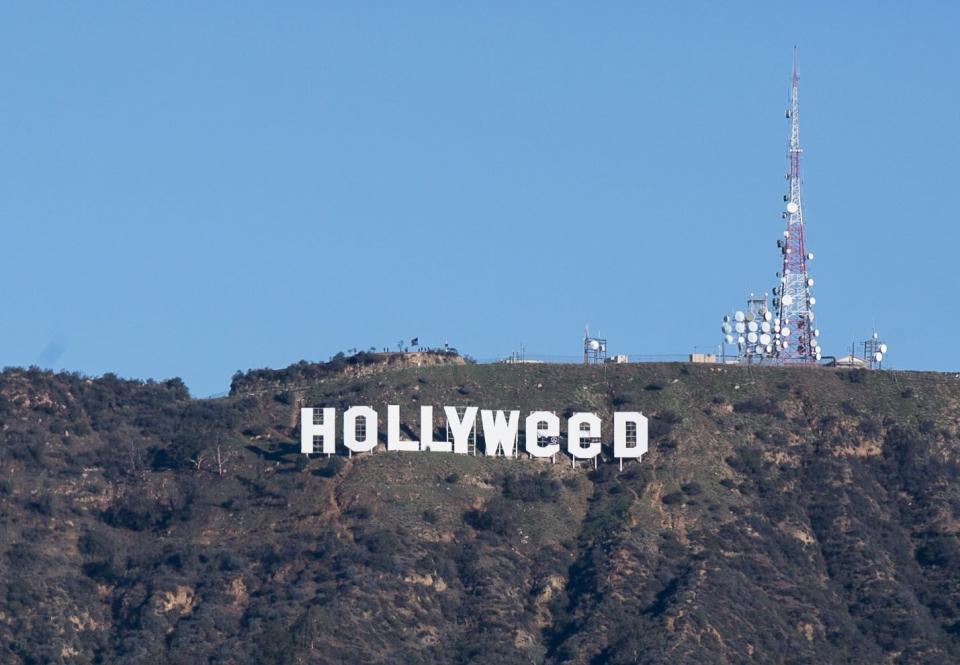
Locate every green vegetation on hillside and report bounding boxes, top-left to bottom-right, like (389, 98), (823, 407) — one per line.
(1, 360), (960, 663)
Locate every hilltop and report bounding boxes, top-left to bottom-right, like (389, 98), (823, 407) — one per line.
(1, 357), (960, 663)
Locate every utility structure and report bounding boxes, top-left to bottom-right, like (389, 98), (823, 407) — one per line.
(721, 293), (777, 364)
(583, 326), (607, 364)
(862, 332), (889, 370)
(772, 49), (821, 363)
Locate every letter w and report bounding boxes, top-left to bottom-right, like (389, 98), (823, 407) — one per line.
(480, 410), (520, 457)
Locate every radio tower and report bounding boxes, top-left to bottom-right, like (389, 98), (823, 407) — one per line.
(773, 48), (820, 363)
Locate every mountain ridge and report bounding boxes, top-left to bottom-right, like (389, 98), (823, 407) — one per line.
(1, 359), (959, 663)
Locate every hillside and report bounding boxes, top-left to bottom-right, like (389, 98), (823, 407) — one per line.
(2, 359), (960, 664)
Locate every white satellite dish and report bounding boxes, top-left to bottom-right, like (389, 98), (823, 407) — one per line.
(755, 345), (763, 354)
(786, 202), (799, 213)
(813, 328), (820, 337)
(807, 278), (815, 287)
(723, 315), (731, 323)
(781, 294), (793, 306)
(810, 339), (818, 348)
(759, 333), (771, 346)
(807, 252), (814, 260)
(808, 311), (815, 320)
(589, 339), (600, 350)
(875, 352), (883, 362)
(734, 311), (745, 322)
(760, 321), (771, 333)
(809, 297), (816, 305)
(747, 332), (758, 344)
(781, 327), (792, 337)
(738, 336), (746, 344)
(879, 343), (888, 353)
(745, 311), (756, 322)
(735, 322), (746, 333)
(724, 334), (735, 344)
(747, 321), (758, 332)
(766, 345), (773, 354)
(815, 352), (821, 361)
(722, 323), (732, 334)
(764, 311), (772, 321)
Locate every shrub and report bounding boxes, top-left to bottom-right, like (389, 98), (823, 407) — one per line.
(502, 472), (561, 502)
(662, 491), (685, 505)
(102, 494), (171, 532)
(846, 369), (867, 384)
(313, 456), (346, 478)
(612, 392), (635, 407)
(733, 398), (783, 417)
(345, 504), (372, 520)
(726, 446), (765, 475)
(464, 497), (516, 535)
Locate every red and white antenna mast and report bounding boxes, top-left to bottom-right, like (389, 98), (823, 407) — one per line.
(773, 48), (820, 363)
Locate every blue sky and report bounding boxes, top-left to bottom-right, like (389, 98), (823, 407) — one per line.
(1, 3), (957, 395)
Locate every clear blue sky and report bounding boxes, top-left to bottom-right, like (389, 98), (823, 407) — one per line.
(2, 3), (957, 395)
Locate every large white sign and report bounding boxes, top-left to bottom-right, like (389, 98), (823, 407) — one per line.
(300, 406), (648, 465)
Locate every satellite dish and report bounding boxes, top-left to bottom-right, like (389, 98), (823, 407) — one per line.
(764, 311), (772, 321)
(734, 311), (745, 322)
(735, 322), (746, 333)
(766, 345), (773, 354)
(724, 334), (735, 344)
(807, 278), (815, 287)
(755, 345), (763, 354)
(738, 336), (746, 344)
(760, 321), (771, 333)
(809, 297), (816, 305)
(810, 339), (818, 348)
(879, 343), (888, 353)
(722, 323), (733, 334)
(599, 344), (606, 352)
(747, 332), (758, 344)
(875, 352), (883, 362)
(589, 340), (600, 350)
(815, 352), (822, 360)
(745, 311), (756, 322)
(808, 311), (815, 321)
(786, 202), (799, 214)
(747, 321), (759, 332)
(781, 294), (793, 306)
(759, 333), (771, 346)
(781, 327), (792, 337)
(807, 252), (814, 260)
